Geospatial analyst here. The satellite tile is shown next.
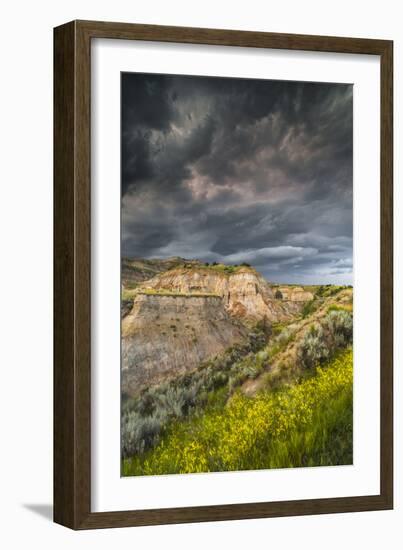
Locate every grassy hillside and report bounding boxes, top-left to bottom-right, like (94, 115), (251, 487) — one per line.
(123, 348), (352, 475)
(122, 286), (353, 475)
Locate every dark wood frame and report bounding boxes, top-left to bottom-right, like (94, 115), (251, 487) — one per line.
(54, 20), (393, 530)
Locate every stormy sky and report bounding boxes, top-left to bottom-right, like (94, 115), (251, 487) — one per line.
(121, 73), (353, 284)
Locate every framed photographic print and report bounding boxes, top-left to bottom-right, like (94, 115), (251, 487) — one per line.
(54, 20), (393, 529)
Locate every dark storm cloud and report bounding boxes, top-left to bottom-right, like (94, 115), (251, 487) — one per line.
(121, 73), (353, 284)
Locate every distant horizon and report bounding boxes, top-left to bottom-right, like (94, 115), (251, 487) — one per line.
(122, 254), (353, 286)
(121, 73), (353, 286)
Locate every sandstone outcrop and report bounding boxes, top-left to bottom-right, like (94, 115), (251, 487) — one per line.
(122, 293), (247, 395)
(278, 286), (314, 302)
(139, 267), (302, 323)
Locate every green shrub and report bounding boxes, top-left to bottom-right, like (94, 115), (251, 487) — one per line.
(297, 310), (353, 370)
(301, 300), (318, 318)
(315, 285), (325, 297)
(297, 325), (329, 369)
(325, 309), (353, 347)
(121, 410), (166, 457)
(255, 316), (271, 336)
(265, 326), (295, 361)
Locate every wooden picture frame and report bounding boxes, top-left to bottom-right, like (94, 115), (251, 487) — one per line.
(54, 20), (393, 529)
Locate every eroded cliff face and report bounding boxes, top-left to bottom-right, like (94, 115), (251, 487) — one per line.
(139, 267), (302, 322)
(278, 286), (314, 302)
(122, 293), (247, 396)
(121, 263), (315, 395)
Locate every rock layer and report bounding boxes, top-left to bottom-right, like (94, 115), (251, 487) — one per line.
(122, 293), (247, 396)
(278, 286), (314, 302)
(140, 267), (302, 322)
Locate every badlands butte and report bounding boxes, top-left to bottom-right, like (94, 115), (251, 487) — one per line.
(121, 257), (316, 396)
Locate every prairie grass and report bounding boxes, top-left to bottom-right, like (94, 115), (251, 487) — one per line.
(121, 287), (138, 301)
(327, 303), (353, 313)
(123, 348), (353, 475)
(198, 263), (254, 274)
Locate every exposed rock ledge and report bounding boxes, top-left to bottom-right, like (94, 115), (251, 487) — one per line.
(122, 293), (247, 396)
(139, 267), (304, 322)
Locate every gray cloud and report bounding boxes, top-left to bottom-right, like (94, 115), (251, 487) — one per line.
(121, 73), (353, 284)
